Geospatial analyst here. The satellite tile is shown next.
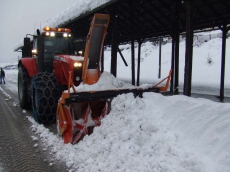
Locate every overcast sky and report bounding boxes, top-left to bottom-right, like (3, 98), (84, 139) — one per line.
(0, 0), (77, 63)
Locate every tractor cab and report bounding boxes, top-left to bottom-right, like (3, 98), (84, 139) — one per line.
(32, 27), (75, 73)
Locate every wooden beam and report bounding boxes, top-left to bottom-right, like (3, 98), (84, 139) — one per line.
(117, 46), (128, 66)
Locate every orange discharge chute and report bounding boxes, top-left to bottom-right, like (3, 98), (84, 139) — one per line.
(82, 14), (110, 85)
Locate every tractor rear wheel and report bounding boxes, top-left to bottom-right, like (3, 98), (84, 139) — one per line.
(31, 72), (60, 124)
(18, 64), (32, 109)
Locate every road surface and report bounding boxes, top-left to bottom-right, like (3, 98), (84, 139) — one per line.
(0, 73), (67, 172)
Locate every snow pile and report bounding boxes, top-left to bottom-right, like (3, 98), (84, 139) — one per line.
(74, 71), (135, 92)
(28, 92), (230, 172)
(71, 71), (153, 93)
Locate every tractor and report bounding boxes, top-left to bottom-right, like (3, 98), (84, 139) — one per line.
(16, 21), (84, 124)
(15, 13), (172, 143)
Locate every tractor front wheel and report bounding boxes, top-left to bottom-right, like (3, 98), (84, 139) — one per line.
(31, 72), (60, 124)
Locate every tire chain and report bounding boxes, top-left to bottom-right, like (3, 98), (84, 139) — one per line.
(32, 72), (61, 124)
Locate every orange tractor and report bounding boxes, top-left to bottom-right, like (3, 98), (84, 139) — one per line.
(15, 13), (171, 143)
(56, 14), (172, 144)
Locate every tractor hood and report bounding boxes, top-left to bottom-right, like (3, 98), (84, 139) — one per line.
(53, 54), (84, 87)
(53, 55), (84, 64)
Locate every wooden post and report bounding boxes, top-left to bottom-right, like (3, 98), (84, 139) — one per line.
(131, 39), (135, 85)
(172, 0), (180, 94)
(174, 28), (180, 94)
(219, 23), (228, 102)
(158, 38), (162, 79)
(170, 34), (175, 92)
(137, 39), (144, 86)
(183, 0), (194, 96)
(110, 5), (118, 77)
(131, 1), (135, 86)
(101, 46), (104, 73)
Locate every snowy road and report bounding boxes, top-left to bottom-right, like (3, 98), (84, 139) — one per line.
(0, 75), (67, 172)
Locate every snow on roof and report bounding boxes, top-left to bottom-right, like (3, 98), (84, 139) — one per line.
(14, 0), (114, 52)
(42, 0), (113, 28)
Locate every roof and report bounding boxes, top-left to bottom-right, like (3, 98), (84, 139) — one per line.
(15, 0), (230, 50)
(58, 0), (230, 45)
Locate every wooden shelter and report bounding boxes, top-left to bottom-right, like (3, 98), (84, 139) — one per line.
(52, 0), (230, 101)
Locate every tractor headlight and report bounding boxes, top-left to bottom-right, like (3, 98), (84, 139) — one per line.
(63, 33), (68, 37)
(32, 49), (37, 53)
(78, 51), (83, 55)
(50, 32), (55, 37)
(74, 62), (82, 67)
(75, 76), (80, 81)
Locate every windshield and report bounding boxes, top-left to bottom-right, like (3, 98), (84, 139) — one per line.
(40, 37), (74, 72)
(44, 37), (74, 55)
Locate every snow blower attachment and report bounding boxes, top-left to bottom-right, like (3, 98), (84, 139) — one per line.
(56, 14), (110, 144)
(56, 13), (173, 144)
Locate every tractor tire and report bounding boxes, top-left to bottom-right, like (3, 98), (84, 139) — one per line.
(18, 64), (32, 109)
(31, 72), (61, 124)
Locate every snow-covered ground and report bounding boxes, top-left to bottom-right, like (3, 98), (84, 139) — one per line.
(28, 92), (230, 172)
(1, 37), (230, 172)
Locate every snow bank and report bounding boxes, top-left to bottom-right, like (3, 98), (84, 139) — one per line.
(70, 71), (153, 93)
(28, 92), (230, 172)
